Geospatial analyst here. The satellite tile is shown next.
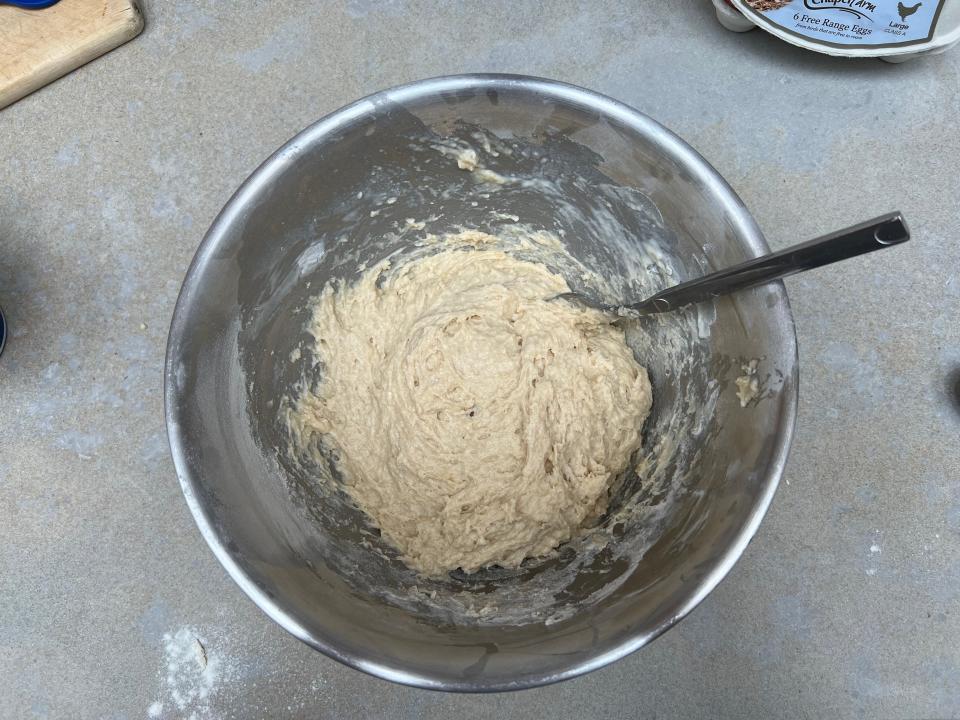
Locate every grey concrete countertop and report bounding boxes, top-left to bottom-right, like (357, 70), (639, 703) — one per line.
(2, 1), (958, 718)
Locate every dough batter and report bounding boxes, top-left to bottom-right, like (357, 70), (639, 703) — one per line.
(287, 231), (653, 576)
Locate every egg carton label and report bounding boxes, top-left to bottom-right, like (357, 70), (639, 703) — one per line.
(738, 0), (947, 48)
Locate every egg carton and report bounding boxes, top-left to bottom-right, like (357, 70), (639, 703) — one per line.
(711, 0), (960, 62)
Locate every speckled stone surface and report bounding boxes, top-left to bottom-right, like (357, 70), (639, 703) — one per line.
(1, 1), (958, 718)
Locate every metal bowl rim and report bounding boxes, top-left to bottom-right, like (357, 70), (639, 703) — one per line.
(163, 73), (799, 692)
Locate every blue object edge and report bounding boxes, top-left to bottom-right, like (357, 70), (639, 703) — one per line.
(4, 0), (63, 8)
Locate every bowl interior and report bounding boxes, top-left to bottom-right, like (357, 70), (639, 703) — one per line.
(166, 76), (797, 690)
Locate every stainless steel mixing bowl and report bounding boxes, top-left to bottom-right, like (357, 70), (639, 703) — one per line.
(165, 74), (798, 691)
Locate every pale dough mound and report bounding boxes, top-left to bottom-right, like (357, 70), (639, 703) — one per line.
(288, 232), (653, 576)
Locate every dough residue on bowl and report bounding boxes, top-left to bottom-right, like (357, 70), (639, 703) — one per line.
(285, 230), (653, 576)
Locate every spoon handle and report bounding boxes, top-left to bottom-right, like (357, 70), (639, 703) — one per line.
(634, 212), (910, 313)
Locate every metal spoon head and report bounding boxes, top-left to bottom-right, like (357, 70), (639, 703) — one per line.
(549, 292), (620, 313)
(549, 292), (657, 320)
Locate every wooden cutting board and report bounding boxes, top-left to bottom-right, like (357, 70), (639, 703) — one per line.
(0, 0), (144, 110)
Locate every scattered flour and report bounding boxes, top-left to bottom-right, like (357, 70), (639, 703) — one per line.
(146, 623), (333, 717)
(148, 627), (235, 720)
(865, 530), (883, 577)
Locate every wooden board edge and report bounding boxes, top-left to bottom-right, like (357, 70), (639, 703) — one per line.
(0, 3), (145, 111)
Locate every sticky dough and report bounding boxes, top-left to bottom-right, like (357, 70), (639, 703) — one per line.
(287, 231), (653, 576)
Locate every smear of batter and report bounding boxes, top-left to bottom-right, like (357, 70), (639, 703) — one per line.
(286, 231), (653, 576)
